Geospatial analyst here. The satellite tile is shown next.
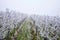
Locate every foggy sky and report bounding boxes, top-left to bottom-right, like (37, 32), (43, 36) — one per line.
(0, 0), (60, 16)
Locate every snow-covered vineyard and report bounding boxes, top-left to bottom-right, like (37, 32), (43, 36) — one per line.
(0, 10), (27, 39)
(30, 15), (60, 40)
(0, 10), (60, 40)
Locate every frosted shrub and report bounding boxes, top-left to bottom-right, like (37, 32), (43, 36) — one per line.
(30, 15), (60, 40)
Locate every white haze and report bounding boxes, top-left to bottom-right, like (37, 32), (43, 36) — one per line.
(0, 0), (60, 16)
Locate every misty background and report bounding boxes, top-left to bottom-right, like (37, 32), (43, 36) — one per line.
(0, 0), (60, 16)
